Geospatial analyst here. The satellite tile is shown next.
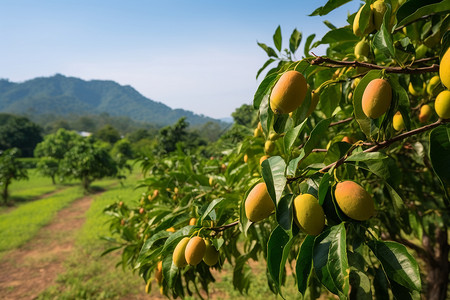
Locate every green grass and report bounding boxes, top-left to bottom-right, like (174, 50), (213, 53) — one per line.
(0, 186), (85, 257)
(38, 170), (148, 300)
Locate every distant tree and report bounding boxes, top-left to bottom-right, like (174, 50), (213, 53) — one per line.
(44, 119), (71, 133)
(158, 117), (207, 153)
(193, 121), (224, 142)
(111, 139), (133, 171)
(0, 148), (28, 204)
(34, 128), (82, 160)
(36, 157), (59, 184)
(60, 138), (118, 191)
(95, 124), (121, 144)
(127, 128), (154, 143)
(231, 104), (257, 127)
(75, 116), (97, 132)
(0, 113), (43, 157)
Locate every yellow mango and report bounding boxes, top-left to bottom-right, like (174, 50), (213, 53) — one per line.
(203, 239), (220, 266)
(335, 181), (375, 221)
(185, 236), (206, 266)
(419, 104), (432, 123)
(362, 79), (392, 119)
(440, 48), (450, 89)
(393, 111), (405, 131)
(435, 90), (450, 119)
(270, 70), (307, 114)
(293, 194), (325, 236)
(173, 237), (190, 268)
(245, 182), (274, 222)
(353, 4), (375, 37)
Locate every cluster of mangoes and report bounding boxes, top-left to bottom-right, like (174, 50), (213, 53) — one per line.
(172, 236), (220, 268)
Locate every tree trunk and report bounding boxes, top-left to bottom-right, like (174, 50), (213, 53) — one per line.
(424, 228), (449, 300)
(51, 175), (55, 185)
(82, 176), (91, 192)
(1, 182), (9, 205)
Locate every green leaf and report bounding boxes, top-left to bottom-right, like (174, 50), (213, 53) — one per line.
(353, 70), (383, 138)
(318, 27), (359, 45)
(323, 20), (337, 30)
(373, 267), (390, 300)
(429, 124), (450, 201)
(289, 28), (302, 53)
(390, 75), (411, 131)
(254, 72), (278, 109)
(396, 0), (450, 27)
(320, 84), (341, 118)
(346, 152), (388, 162)
(304, 34), (316, 57)
(303, 118), (333, 155)
(201, 198), (226, 222)
(256, 58), (276, 79)
(373, 4), (395, 60)
(258, 42), (279, 58)
(161, 226), (193, 253)
(296, 235), (315, 295)
(349, 270), (372, 300)
(357, 3), (373, 36)
(309, 0), (352, 16)
(273, 25), (282, 52)
(283, 118), (308, 155)
(368, 240), (421, 292)
(318, 173), (332, 206)
(259, 95), (273, 137)
(267, 225), (296, 296)
(276, 194), (294, 231)
(262, 156), (287, 205)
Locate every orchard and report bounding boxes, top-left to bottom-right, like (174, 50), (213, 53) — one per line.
(104, 1), (450, 299)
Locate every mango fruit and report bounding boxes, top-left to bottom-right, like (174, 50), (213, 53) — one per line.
(355, 40), (370, 60)
(409, 82), (426, 96)
(415, 44), (429, 59)
(173, 237), (190, 267)
(342, 136), (355, 144)
(293, 194), (325, 236)
(185, 236), (206, 266)
(203, 239), (220, 266)
(270, 70), (307, 114)
(189, 218), (197, 226)
(362, 78), (392, 119)
(393, 111), (405, 131)
(335, 181), (375, 221)
(351, 78), (361, 90)
(427, 75), (441, 96)
(259, 155), (270, 165)
(372, 0), (387, 30)
(155, 261), (163, 284)
(245, 182), (274, 222)
(440, 48), (450, 89)
(435, 90), (450, 119)
(209, 176), (214, 186)
(353, 4), (375, 37)
(419, 104), (432, 123)
(244, 154), (248, 163)
(264, 140), (275, 154)
(166, 227), (175, 232)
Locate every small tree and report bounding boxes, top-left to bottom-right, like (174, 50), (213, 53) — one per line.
(36, 157), (59, 184)
(0, 148), (28, 204)
(60, 138), (118, 191)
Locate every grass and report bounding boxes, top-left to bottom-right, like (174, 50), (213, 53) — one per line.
(37, 169), (148, 300)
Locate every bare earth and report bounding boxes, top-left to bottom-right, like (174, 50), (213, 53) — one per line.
(0, 195), (93, 300)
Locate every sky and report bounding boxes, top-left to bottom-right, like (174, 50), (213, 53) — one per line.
(0, 0), (361, 120)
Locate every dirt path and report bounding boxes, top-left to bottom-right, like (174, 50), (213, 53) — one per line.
(0, 194), (94, 300)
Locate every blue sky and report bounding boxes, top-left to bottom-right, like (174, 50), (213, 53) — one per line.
(0, 0), (361, 119)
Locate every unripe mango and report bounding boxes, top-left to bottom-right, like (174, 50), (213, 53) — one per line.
(155, 261), (163, 284)
(203, 239), (220, 266)
(185, 236), (206, 266)
(259, 155), (270, 165)
(419, 104), (432, 123)
(372, 0), (387, 30)
(355, 40), (370, 60)
(173, 237), (190, 267)
(245, 182), (274, 222)
(393, 111), (405, 131)
(409, 82), (426, 96)
(264, 140), (275, 154)
(415, 44), (429, 59)
(353, 4), (375, 37)
(335, 181), (375, 221)
(270, 70), (307, 114)
(293, 194), (325, 236)
(427, 76), (441, 96)
(254, 127), (263, 138)
(362, 79), (392, 119)
(306, 90), (320, 116)
(440, 48), (450, 89)
(435, 90), (450, 119)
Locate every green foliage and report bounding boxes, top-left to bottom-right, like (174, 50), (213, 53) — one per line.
(95, 124), (121, 144)
(36, 157), (60, 184)
(34, 128), (83, 160)
(158, 117), (207, 154)
(104, 2), (450, 300)
(0, 148), (28, 204)
(0, 113), (42, 157)
(231, 104), (257, 127)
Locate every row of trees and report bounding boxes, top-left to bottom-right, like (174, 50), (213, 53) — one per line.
(104, 1), (450, 300)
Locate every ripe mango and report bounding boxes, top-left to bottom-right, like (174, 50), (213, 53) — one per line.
(189, 218), (197, 226)
(185, 236), (206, 266)
(209, 176), (214, 186)
(264, 140), (275, 154)
(245, 182), (274, 222)
(203, 239), (220, 266)
(409, 82), (426, 96)
(342, 136), (355, 144)
(173, 237), (190, 268)
(270, 70), (307, 114)
(440, 48), (450, 89)
(419, 104), (432, 123)
(244, 154), (248, 163)
(335, 181), (375, 221)
(259, 155), (270, 165)
(293, 194), (325, 236)
(435, 90), (450, 119)
(353, 4), (375, 37)
(362, 78), (392, 119)
(166, 227), (175, 232)
(393, 111), (405, 131)
(355, 40), (370, 60)
(155, 261), (163, 284)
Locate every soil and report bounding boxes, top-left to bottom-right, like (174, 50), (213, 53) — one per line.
(0, 195), (93, 300)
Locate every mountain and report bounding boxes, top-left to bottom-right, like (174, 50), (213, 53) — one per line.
(0, 74), (223, 127)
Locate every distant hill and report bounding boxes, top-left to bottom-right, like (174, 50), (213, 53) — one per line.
(0, 74), (224, 127)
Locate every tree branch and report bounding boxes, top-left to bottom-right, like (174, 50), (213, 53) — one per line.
(319, 119), (448, 173)
(310, 56), (439, 74)
(330, 117), (354, 127)
(207, 220), (239, 232)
